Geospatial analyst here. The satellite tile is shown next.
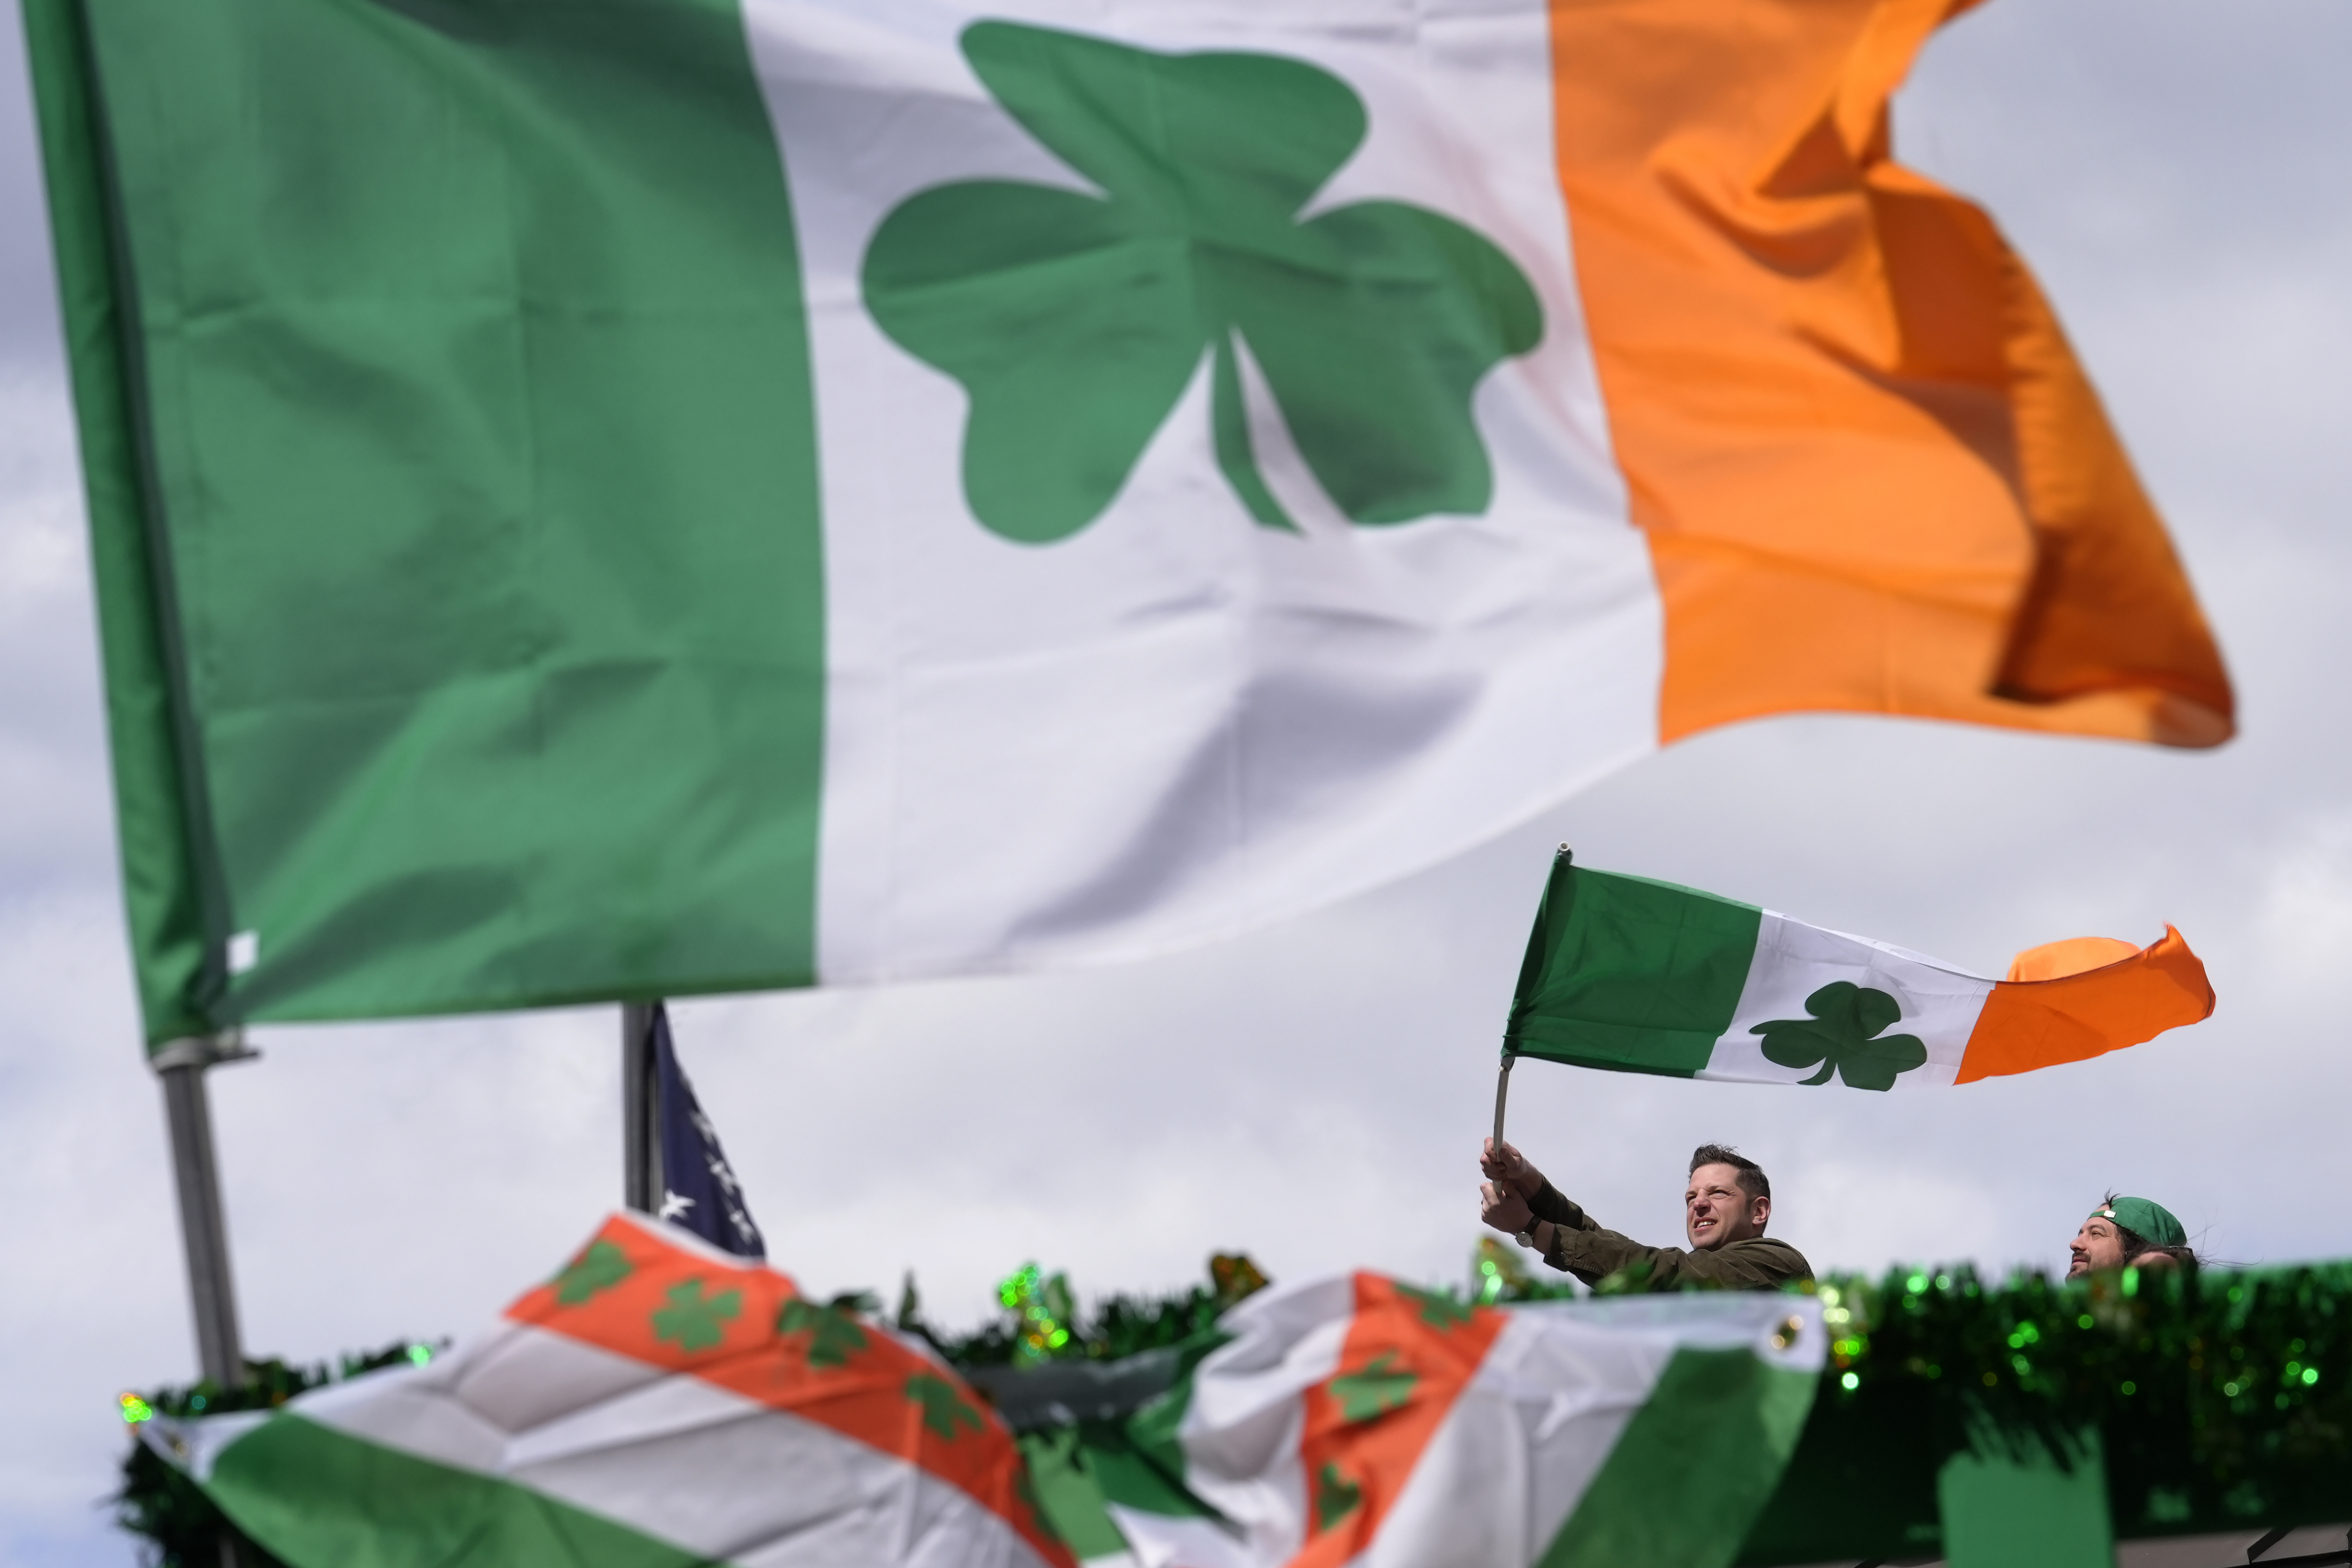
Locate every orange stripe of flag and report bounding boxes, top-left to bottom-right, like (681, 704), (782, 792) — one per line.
(1955, 926), (2214, 1083)
(1545, 0), (2232, 749)
(1285, 1276), (1509, 1568)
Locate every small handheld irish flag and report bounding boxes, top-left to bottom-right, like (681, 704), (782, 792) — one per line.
(1507, 852), (2214, 1090)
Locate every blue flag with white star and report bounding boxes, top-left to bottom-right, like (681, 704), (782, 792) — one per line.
(651, 1005), (765, 1259)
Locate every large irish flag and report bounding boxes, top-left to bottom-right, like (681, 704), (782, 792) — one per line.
(24, 0), (2233, 1044)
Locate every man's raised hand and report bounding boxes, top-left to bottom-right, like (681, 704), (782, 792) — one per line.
(1481, 1180), (1534, 1237)
(1482, 1137), (1543, 1201)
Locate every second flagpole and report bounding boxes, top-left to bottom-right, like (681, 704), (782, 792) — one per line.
(622, 1002), (661, 1214)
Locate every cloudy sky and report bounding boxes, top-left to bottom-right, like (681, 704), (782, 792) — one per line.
(4, 1), (2349, 1560)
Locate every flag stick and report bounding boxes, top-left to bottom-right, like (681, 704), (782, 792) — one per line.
(1491, 1049), (1515, 1162)
(1491, 843), (1565, 1180)
(151, 1030), (258, 1390)
(622, 1002), (660, 1213)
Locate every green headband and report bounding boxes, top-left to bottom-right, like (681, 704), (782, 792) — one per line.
(2090, 1197), (2186, 1251)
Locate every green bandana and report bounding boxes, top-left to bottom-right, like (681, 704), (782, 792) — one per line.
(2090, 1197), (2186, 1250)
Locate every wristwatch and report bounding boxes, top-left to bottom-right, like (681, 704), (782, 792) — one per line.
(1516, 1220), (1543, 1252)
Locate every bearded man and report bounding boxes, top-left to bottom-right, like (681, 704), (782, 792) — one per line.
(2069, 1195), (2194, 1277)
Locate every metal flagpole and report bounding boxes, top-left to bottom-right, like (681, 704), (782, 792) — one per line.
(150, 1030), (258, 1391)
(1492, 843), (1569, 1169)
(621, 1002), (660, 1213)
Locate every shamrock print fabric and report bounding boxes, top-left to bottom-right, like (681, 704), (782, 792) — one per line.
(144, 1216), (1825, 1568)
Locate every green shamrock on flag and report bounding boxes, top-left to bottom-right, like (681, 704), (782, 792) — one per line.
(550, 1239), (631, 1306)
(1395, 1282), (1475, 1332)
(650, 1279), (741, 1353)
(906, 1372), (986, 1442)
(776, 1297), (870, 1370)
(1329, 1351), (1417, 1423)
(863, 21), (1543, 543)
(1751, 982), (1929, 1091)
(1315, 1463), (1363, 1532)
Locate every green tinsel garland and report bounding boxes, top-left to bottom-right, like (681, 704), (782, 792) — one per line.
(116, 1258), (2352, 1567)
(1741, 1259), (2352, 1561)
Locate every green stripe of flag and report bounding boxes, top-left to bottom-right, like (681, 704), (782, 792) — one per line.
(32, 0), (828, 1042)
(207, 1414), (705, 1568)
(1505, 856), (1761, 1076)
(21, 0), (217, 1041)
(1019, 1428), (1143, 1562)
(1538, 1346), (1818, 1568)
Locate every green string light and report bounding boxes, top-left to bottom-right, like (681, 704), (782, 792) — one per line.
(994, 1261), (1078, 1364)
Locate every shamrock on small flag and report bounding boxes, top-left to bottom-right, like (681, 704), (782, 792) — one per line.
(1751, 983), (1929, 1091)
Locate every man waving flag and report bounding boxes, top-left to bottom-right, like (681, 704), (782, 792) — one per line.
(25, 0), (2232, 1044)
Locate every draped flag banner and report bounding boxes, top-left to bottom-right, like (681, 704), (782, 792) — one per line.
(1506, 853), (2216, 1088)
(154, 1214), (1072, 1568)
(1033, 1273), (1825, 1568)
(24, 0), (2234, 1044)
(148, 1212), (1824, 1568)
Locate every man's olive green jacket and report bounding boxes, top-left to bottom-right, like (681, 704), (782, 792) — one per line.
(1526, 1181), (1811, 1291)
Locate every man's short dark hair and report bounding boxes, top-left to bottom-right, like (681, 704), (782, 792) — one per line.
(1691, 1144), (1768, 1201)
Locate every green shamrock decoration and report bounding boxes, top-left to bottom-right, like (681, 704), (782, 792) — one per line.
(650, 1279), (742, 1353)
(1395, 1283), (1474, 1333)
(906, 1372), (985, 1442)
(1315, 1463), (1363, 1532)
(1329, 1352), (1416, 1423)
(777, 1297), (870, 1370)
(551, 1240), (633, 1306)
(863, 21), (1543, 543)
(1750, 982), (1929, 1091)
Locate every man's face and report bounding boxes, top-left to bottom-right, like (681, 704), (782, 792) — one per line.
(2069, 1217), (2127, 1278)
(1685, 1163), (1768, 1251)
